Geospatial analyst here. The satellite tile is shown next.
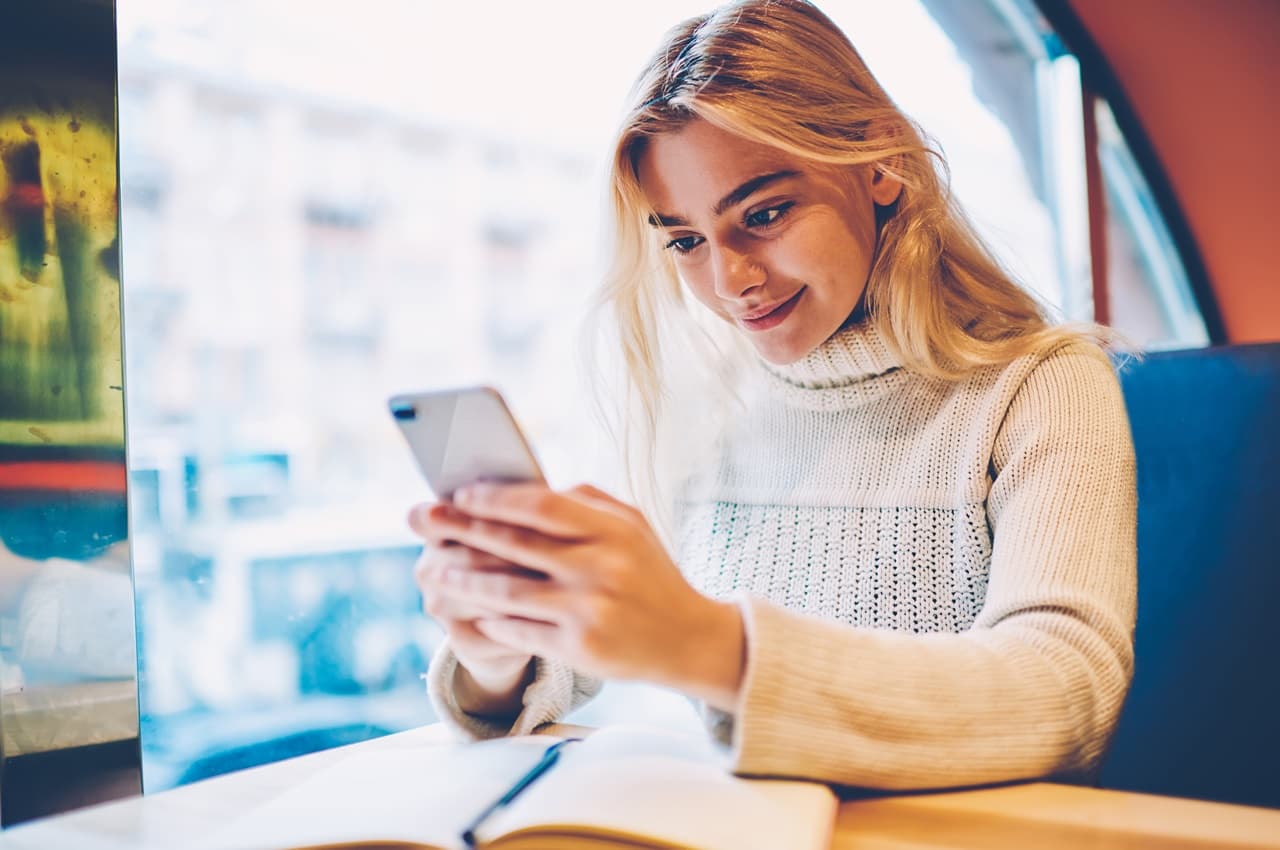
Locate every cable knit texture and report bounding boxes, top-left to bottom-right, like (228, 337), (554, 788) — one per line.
(428, 321), (1137, 790)
(426, 649), (602, 739)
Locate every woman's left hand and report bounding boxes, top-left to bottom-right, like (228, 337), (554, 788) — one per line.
(411, 482), (746, 711)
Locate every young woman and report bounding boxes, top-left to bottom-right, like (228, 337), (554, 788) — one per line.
(408, 0), (1136, 790)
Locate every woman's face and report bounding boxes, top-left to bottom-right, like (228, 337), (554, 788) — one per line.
(636, 118), (902, 365)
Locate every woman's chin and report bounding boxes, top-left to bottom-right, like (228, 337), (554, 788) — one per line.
(749, 333), (816, 366)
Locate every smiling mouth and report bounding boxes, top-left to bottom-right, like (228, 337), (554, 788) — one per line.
(737, 287), (806, 330)
(740, 289), (804, 320)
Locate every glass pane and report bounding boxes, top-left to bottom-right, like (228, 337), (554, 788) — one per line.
(120, 0), (1099, 789)
(1095, 101), (1210, 349)
(915, 0), (1091, 320)
(1, 1), (140, 824)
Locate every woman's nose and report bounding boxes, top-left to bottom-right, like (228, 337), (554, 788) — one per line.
(711, 244), (766, 299)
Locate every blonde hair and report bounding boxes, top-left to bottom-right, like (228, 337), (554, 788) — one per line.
(586, 0), (1110, 526)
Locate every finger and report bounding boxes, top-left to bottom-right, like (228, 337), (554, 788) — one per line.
(413, 543), (512, 589)
(437, 618), (537, 669)
(425, 582), (525, 622)
(406, 501), (437, 537)
(418, 546), (541, 621)
(567, 482), (621, 505)
(428, 514), (588, 581)
(437, 543), (527, 573)
(439, 616), (520, 653)
(474, 617), (561, 655)
(419, 548), (550, 612)
(411, 507), (487, 548)
(420, 577), (492, 622)
(407, 502), (468, 540)
(452, 482), (617, 540)
(437, 565), (572, 622)
(563, 483), (644, 522)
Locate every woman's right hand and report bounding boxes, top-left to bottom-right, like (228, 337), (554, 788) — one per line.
(409, 503), (535, 710)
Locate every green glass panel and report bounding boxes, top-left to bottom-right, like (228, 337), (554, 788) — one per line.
(0, 0), (140, 826)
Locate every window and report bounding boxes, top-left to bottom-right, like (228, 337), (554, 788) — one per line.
(115, 0), (1211, 792)
(303, 205), (377, 348)
(1095, 101), (1210, 349)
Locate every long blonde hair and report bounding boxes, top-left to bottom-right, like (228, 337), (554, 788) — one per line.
(586, 0), (1107, 527)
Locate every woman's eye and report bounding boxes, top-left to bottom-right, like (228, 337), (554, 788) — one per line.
(745, 203), (794, 228)
(664, 235), (704, 255)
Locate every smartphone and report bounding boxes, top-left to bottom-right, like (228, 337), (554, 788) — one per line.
(388, 386), (545, 501)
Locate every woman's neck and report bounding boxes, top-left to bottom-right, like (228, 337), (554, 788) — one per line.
(759, 320), (901, 390)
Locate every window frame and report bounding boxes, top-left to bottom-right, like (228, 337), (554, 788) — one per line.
(1032, 0), (1227, 343)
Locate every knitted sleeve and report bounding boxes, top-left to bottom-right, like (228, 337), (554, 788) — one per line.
(425, 640), (603, 739)
(704, 345), (1137, 789)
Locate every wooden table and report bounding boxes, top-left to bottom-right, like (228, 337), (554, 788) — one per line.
(830, 782), (1280, 849)
(2, 724), (1278, 849)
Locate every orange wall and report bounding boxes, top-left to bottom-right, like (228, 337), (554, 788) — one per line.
(1070, 0), (1280, 343)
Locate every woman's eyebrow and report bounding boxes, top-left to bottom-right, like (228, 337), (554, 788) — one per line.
(713, 169), (799, 216)
(649, 169), (800, 228)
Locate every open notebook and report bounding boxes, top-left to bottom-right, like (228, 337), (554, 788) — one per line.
(202, 725), (837, 850)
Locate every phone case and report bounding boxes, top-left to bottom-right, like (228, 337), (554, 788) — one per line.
(388, 386), (545, 500)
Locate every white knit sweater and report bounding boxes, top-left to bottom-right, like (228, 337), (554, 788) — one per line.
(427, 321), (1137, 790)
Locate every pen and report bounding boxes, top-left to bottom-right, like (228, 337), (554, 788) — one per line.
(460, 737), (582, 849)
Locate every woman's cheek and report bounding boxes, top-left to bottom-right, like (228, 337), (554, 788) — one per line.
(676, 263), (726, 317)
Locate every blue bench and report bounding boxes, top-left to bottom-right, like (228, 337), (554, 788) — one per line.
(1100, 343), (1280, 808)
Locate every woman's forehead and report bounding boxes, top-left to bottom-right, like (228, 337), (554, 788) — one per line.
(642, 120), (797, 176)
(636, 120), (810, 212)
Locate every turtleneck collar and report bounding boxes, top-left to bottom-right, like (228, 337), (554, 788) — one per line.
(758, 320), (902, 390)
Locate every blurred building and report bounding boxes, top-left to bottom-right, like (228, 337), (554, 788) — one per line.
(117, 8), (613, 790)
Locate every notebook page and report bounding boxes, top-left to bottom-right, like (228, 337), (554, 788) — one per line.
(198, 736), (557, 850)
(483, 726), (836, 850)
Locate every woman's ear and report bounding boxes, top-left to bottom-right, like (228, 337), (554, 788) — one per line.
(870, 167), (903, 207)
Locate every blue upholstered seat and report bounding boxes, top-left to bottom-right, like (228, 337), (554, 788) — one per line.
(1100, 343), (1280, 808)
